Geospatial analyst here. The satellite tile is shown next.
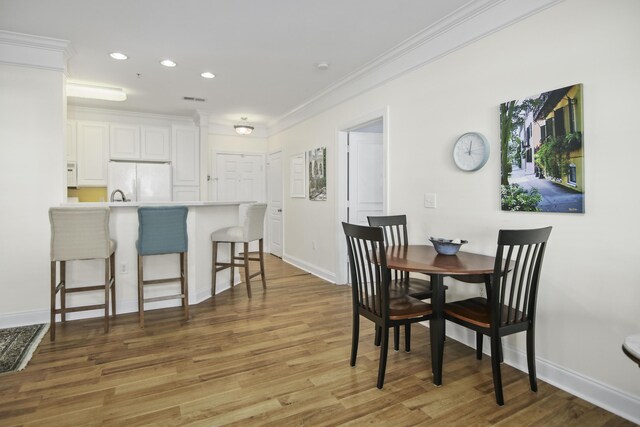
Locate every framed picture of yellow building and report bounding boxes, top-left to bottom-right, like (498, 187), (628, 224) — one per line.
(500, 83), (584, 213)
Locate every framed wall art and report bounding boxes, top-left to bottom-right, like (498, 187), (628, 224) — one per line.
(290, 153), (306, 198)
(500, 83), (584, 213)
(308, 147), (327, 201)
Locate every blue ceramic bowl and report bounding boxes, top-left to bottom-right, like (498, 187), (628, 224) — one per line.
(429, 237), (468, 255)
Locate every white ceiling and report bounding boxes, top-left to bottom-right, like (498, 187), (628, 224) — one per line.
(0, 0), (561, 131)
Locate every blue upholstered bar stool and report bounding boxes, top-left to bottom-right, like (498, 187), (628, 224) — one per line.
(136, 206), (189, 328)
(49, 207), (116, 341)
(211, 203), (267, 298)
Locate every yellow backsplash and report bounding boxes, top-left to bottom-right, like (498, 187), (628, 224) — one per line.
(67, 187), (108, 202)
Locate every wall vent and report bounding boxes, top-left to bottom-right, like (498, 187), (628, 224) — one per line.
(183, 96), (206, 102)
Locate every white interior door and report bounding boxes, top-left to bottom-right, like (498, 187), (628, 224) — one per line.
(268, 152), (283, 257)
(215, 153), (264, 202)
(348, 131), (383, 225)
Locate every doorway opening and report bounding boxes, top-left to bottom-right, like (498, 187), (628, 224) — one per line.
(336, 109), (388, 284)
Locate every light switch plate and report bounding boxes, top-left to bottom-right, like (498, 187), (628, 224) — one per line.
(424, 193), (437, 208)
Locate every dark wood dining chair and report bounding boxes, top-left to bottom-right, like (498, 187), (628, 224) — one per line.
(444, 226), (552, 405)
(342, 222), (433, 389)
(367, 214), (436, 352)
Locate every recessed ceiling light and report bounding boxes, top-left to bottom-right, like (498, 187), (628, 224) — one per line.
(109, 52), (128, 60)
(160, 59), (177, 67)
(316, 62), (330, 71)
(201, 72), (215, 79)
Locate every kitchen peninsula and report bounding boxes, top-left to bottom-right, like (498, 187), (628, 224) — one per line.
(59, 201), (253, 320)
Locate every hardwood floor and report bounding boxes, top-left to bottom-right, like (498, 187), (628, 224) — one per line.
(0, 256), (632, 426)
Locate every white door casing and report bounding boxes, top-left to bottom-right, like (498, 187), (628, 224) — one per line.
(268, 151), (283, 257)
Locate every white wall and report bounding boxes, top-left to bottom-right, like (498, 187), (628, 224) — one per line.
(0, 63), (65, 320)
(270, 0), (640, 419)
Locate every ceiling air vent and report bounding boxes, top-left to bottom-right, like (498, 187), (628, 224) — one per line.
(183, 96), (206, 102)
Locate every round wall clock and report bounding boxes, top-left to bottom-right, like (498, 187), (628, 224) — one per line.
(453, 132), (490, 171)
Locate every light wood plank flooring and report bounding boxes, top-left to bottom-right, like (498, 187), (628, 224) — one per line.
(0, 256), (632, 426)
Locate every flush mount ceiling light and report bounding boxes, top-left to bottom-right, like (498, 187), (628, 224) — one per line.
(201, 72), (215, 79)
(160, 59), (177, 67)
(234, 117), (254, 135)
(109, 52), (128, 60)
(66, 82), (127, 101)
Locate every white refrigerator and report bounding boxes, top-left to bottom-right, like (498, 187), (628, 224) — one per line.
(108, 161), (172, 202)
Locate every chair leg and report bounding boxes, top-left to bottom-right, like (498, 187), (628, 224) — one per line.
(182, 252), (189, 320)
(377, 326), (389, 389)
(110, 253), (116, 317)
(405, 324), (411, 352)
(104, 258), (109, 333)
(393, 326), (400, 351)
(476, 332), (483, 360)
(244, 242), (252, 298)
(258, 238), (266, 289)
(490, 333), (505, 405)
(138, 255), (144, 328)
(60, 261), (66, 323)
(527, 326), (537, 392)
(350, 311), (360, 366)
(374, 326), (381, 346)
(211, 241), (218, 297)
(50, 261), (56, 341)
(229, 242), (236, 288)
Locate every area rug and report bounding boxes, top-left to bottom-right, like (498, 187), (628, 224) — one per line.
(0, 323), (49, 374)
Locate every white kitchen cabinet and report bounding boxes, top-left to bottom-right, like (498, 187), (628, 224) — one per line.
(66, 121), (77, 162)
(110, 124), (170, 161)
(173, 186), (200, 201)
(109, 124), (140, 160)
(77, 121), (109, 186)
(141, 126), (171, 161)
(172, 125), (199, 187)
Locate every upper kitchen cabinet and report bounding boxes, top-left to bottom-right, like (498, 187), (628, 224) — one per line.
(77, 121), (109, 186)
(141, 126), (171, 161)
(66, 121), (77, 162)
(172, 125), (199, 188)
(110, 124), (170, 161)
(109, 123), (140, 160)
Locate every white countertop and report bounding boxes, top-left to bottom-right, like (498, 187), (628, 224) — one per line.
(60, 201), (255, 208)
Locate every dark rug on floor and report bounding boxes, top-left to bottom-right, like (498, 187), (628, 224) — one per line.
(0, 323), (48, 374)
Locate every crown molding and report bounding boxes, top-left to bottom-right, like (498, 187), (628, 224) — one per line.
(0, 30), (74, 72)
(267, 0), (564, 136)
(67, 105), (196, 125)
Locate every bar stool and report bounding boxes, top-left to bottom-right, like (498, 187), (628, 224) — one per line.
(49, 207), (116, 341)
(211, 203), (267, 298)
(136, 206), (189, 328)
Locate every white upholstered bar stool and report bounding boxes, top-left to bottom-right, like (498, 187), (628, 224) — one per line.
(211, 203), (267, 298)
(49, 207), (116, 341)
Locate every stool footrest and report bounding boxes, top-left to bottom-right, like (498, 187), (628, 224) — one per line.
(56, 304), (105, 314)
(234, 256), (261, 262)
(143, 277), (181, 285)
(66, 284), (112, 293)
(249, 271), (262, 279)
(144, 294), (185, 303)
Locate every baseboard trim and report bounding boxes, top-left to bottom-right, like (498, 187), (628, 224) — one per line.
(443, 322), (640, 424)
(282, 253), (337, 284)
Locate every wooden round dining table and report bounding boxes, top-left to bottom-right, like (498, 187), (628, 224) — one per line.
(385, 245), (496, 386)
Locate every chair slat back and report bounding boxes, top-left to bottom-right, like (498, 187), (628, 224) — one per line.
(343, 222), (390, 319)
(491, 227), (552, 327)
(367, 215), (409, 282)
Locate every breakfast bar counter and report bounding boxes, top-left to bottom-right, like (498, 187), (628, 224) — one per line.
(59, 201), (253, 320)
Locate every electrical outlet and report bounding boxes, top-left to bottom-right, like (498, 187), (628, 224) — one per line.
(312, 241), (317, 250)
(120, 263), (128, 274)
(424, 193), (437, 208)
(479, 287), (486, 298)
